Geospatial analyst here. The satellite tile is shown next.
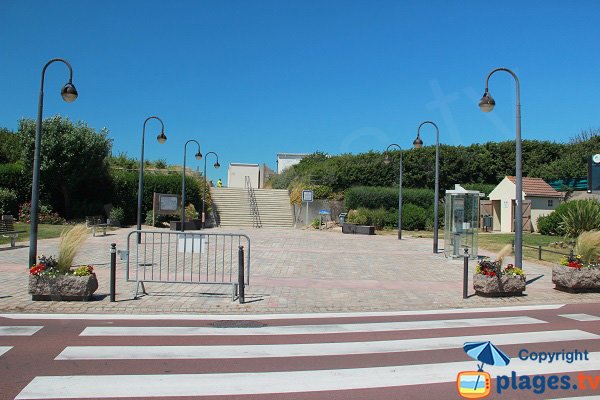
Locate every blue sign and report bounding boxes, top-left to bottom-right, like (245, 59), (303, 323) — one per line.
(319, 210), (330, 215)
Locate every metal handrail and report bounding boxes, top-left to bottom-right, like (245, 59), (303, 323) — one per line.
(244, 176), (262, 228)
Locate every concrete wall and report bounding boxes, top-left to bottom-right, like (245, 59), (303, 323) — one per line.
(293, 200), (344, 227)
(227, 163), (259, 188)
(529, 196), (561, 232)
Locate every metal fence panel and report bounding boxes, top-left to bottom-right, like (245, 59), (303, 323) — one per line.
(123, 230), (250, 301)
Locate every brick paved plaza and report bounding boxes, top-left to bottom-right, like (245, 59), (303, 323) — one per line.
(1, 227), (599, 314)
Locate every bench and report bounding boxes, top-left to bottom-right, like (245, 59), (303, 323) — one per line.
(85, 216), (108, 237)
(1, 215), (25, 247)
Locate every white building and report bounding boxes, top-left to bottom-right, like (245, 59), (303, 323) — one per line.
(486, 176), (563, 233)
(276, 153), (309, 174)
(227, 163), (259, 188)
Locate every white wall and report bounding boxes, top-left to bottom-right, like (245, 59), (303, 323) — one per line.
(277, 154), (307, 174)
(530, 196), (561, 232)
(488, 177), (521, 233)
(227, 164), (259, 188)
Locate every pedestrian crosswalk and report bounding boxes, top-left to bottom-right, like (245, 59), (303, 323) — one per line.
(3, 306), (600, 399)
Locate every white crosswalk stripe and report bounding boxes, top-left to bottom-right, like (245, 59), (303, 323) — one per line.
(10, 309), (600, 399)
(80, 316), (545, 336)
(16, 353), (600, 399)
(0, 326), (43, 336)
(561, 314), (600, 322)
(0, 346), (12, 357)
(57, 329), (599, 360)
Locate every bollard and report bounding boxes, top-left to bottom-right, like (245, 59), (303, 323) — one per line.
(110, 243), (116, 302)
(463, 248), (469, 299)
(538, 245), (542, 260)
(238, 245), (245, 304)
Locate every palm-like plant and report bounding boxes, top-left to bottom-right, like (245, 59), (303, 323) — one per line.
(560, 200), (600, 238)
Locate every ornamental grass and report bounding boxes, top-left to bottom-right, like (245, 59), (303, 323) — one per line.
(57, 224), (89, 273)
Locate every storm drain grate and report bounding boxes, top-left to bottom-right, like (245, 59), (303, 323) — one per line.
(211, 320), (267, 328)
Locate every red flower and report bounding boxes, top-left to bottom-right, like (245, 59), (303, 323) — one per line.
(29, 263), (46, 276)
(568, 261), (582, 270)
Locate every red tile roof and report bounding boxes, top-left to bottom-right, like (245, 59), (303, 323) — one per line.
(507, 176), (563, 198)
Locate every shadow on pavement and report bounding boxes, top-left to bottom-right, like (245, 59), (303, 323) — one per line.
(0, 245), (28, 252)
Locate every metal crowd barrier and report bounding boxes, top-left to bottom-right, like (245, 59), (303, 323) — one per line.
(119, 230), (250, 303)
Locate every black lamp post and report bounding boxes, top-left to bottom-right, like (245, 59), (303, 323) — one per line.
(479, 67), (523, 268)
(181, 140), (202, 232)
(29, 59), (78, 268)
(413, 121), (440, 253)
(137, 116), (167, 239)
(202, 152), (220, 229)
(384, 144), (403, 240)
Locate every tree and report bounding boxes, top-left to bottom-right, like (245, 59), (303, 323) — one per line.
(19, 116), (112, 218)
(0, 127), (22, 164)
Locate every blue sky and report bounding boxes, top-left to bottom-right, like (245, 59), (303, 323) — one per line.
(1, 0), (599, 183)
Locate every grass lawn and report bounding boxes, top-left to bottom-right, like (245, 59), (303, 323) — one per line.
(404, 229), (573, 264)
(0, 223), (68, 246)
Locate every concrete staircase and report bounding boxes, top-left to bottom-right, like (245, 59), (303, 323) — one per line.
(210, 187), (293, 228)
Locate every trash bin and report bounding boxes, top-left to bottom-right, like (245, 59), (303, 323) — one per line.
(338, 213), (347, 225)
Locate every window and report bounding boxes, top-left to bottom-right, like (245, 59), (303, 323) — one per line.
(548, 199), (554, 207)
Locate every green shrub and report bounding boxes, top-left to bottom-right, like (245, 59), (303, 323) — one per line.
(345, 186), (434, 210)
(0, 187), (18, 216)
(536, 212), (564, 236)
(311, 218), (320, 229)
(109, 206), (125, 225)
(144, 210), (179, 227)
(109, 170), (210, 225)
(0, 163), (27, 202)
(402, 203), (428, 231)
(346, 209), (368, 225)
(18, 201), (65, 224)
(560, 199), (600, 238)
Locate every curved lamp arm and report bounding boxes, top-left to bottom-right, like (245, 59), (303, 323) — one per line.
(137, 116), (167, 237)
(202, 151), (220, 229)
(384, 143), (403, 239)
(415, 121), (441, 253)
(181, 139), (202, 231)
(480, 67), (523, 268)
(29, 58), (77, 267)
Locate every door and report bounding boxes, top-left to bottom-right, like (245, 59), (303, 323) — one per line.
(479, 200), (492, 231)
(511, 200), (532, 232)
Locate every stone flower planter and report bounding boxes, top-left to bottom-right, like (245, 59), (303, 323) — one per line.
(552, 266), (600, 292)
(28, 274), (98, 301)
(473, 274), (526, 297)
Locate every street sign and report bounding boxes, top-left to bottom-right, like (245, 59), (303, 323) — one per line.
(302, 190), (314, 202)
(319, 210), (329, 215)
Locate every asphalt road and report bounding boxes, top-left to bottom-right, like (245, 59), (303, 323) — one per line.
(2, 303), (600, 399)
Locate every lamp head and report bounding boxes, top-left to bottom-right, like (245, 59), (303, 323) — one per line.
(479, 90), (495, 112)
(383, 154), (391, 165)
(195, 151), (202, 160)
(214, 161), (220, 169)
(61, 82), (78, 103)
(156, 131), (167, 144)
(413, 134), (423, 149)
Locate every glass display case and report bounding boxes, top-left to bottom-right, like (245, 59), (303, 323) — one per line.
(444, 184), (483, 260)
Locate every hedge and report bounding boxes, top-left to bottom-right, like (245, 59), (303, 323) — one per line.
(344, 186), (435, 210)
(110, 170), (211, 225)
(346, 204), (429, 231)
(0, 163), (27, 203)
(0, 187), (18, 216)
